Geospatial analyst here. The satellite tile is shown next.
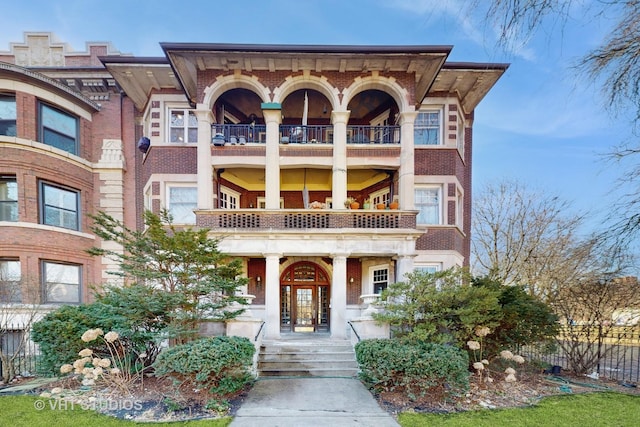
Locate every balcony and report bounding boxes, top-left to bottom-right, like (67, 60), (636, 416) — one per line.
(196, 209), (417, 231)
(210, 124), (400, 145)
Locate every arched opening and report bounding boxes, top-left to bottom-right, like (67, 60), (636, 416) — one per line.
(280, 261), (330, 333)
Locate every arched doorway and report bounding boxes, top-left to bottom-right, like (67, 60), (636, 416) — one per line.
(280, 261), (330, 333)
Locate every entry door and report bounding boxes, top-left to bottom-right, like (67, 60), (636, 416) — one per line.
(293, 286), (315, 332)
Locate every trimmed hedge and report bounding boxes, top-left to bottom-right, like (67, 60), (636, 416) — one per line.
(153, 336), (255, 399)
(355, 338), (469, 400)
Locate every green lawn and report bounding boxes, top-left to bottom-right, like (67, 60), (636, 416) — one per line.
(0, 395), (231, 427)
(399, 392), (640, 427)
(2, 392), (639, 426)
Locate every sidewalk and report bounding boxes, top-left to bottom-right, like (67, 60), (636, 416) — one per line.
(229, 377), (400, 427)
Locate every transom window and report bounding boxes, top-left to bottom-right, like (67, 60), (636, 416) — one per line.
(169, 109), (198, 143)
(414, 111), (441, 145)
(40, 182), (80, 230)
(39, 103), (78, 155)
(414, 264), (441, 274)
(372, 267), (389, 294)
(220, 187), (239, 209)
(0, 259), (21, 303)
(0, 94), (17, 137)
(0, 176), (18, 221)
(42, 261), (81, 303)
(167, 185), (197, 224)
(415, 187), (441, 225)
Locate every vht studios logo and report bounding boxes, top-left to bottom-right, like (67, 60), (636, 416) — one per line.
(34, 398), (143, 411)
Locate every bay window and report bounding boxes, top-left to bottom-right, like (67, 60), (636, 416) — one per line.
(39, 103), (79, 155)
(414, 110), (441, 145)
(40, 182), (80, 231)
(43, 261), (81, 303)
(415, 186), (441, 225)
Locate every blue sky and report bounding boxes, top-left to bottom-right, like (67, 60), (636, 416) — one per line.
(1, 0), (631, 235)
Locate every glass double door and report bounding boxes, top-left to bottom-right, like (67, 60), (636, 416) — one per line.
(281, 284), (329, 332)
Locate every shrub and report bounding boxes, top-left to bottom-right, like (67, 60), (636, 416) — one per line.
(374, 268), (502, 345)
(472, 277), (559, 356)
(153, 336), (255, 410)
(32, 284), (175, 375)
(355, 338), (469, 401)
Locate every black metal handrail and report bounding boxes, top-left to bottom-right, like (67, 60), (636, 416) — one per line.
(347, 321), (361, 342)
(279, 124), (331, 144)
(254, 321), (266, 342)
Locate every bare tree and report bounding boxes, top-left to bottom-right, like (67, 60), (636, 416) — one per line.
(0, 265), (44, 383)
(472, 179), (589, 302)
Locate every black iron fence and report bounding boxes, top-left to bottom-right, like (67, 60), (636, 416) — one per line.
(0, 324), (42, 380)
(519, 326), (640, 384)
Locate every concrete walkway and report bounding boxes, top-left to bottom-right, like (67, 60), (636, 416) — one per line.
(229, 377), (400, 427)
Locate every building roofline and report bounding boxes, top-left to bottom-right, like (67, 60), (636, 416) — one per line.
(443, 61), (510, 71)
(0, 61), (101, 111)
(159, 42), (453, 55)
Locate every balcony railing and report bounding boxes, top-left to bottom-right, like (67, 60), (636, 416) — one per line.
(210, 124), (401, 145)
(196, 209), (417, 230)
(347, 125), (400, 144)
(212, 124), (267, 144)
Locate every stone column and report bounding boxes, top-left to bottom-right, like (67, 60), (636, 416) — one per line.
(331, 111), (350, 210)
(264, 253), (282, 339)
(195, 106), (214, 210)
(330, 253), (349, 339)
(395, 254), (415, 284)
(398, 111), (418, 210)
(95, 139), (126, 285)
(262, 104), (282, 209)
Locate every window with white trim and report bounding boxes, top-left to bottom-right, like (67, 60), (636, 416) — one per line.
(167, 185), (197, 224)
(456, 188), (464, 228)
(372, 267), (389, 294)
(0, 175), (18, 221)
(39, 103), (78, 155)
(40, 182), (80, 231)
(169, 108), (198, 143)
(220, 187), (240, 209)
(42, 261), (81, 304)
(257, 197), (284, 209)
(414, 264), (441, 274)
(414, 110), (441, 145)
(0, 94), (17, 136)
(0, 259), (21, 303)
(415, 186), (441, 225)
(370, 188), (390, 208)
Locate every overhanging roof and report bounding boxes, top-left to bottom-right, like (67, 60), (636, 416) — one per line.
(160, 43), (452, 108)
(101, 43), (508, 112)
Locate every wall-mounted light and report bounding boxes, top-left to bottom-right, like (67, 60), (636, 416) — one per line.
(349, 277), (354, 283)
(256, 275), (262, 290)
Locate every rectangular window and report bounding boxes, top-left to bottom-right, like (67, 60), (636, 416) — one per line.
(414, 264), (441, 274)
(0, 94), (17, 136)
(39, 103), (78, 155)
(169, 109), (198, 143)
(40, 182), (80, 230)
(414, 111), (441, 145)
(373, 267), (389, 294)
(220, 187), (239, 209)
(0, 176), (18, 221)
(0, 330), (24, 356)
(168, 186), (197, 224)
(43, 261), (80, 303)
(415, 187), (441, 225)
(0, 259), (21, 303)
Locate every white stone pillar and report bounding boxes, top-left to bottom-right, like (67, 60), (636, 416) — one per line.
(264, 253), (282, 339)
(331, 111), (350, 210)
(330, 253), (349, 339)
(395, 254), (415, 284)
(195, 106), (214, 210)
(95, 139), (126, 285)
(262, 105), (282, 209)
(398, 111), (418, 210)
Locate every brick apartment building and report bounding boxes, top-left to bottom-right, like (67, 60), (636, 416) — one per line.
(0, 32), (507, 339)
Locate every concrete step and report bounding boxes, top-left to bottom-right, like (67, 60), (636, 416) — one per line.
(258, 339), (359, 378)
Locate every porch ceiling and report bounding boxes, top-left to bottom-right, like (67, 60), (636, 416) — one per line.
(222, 168), (389, 191)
